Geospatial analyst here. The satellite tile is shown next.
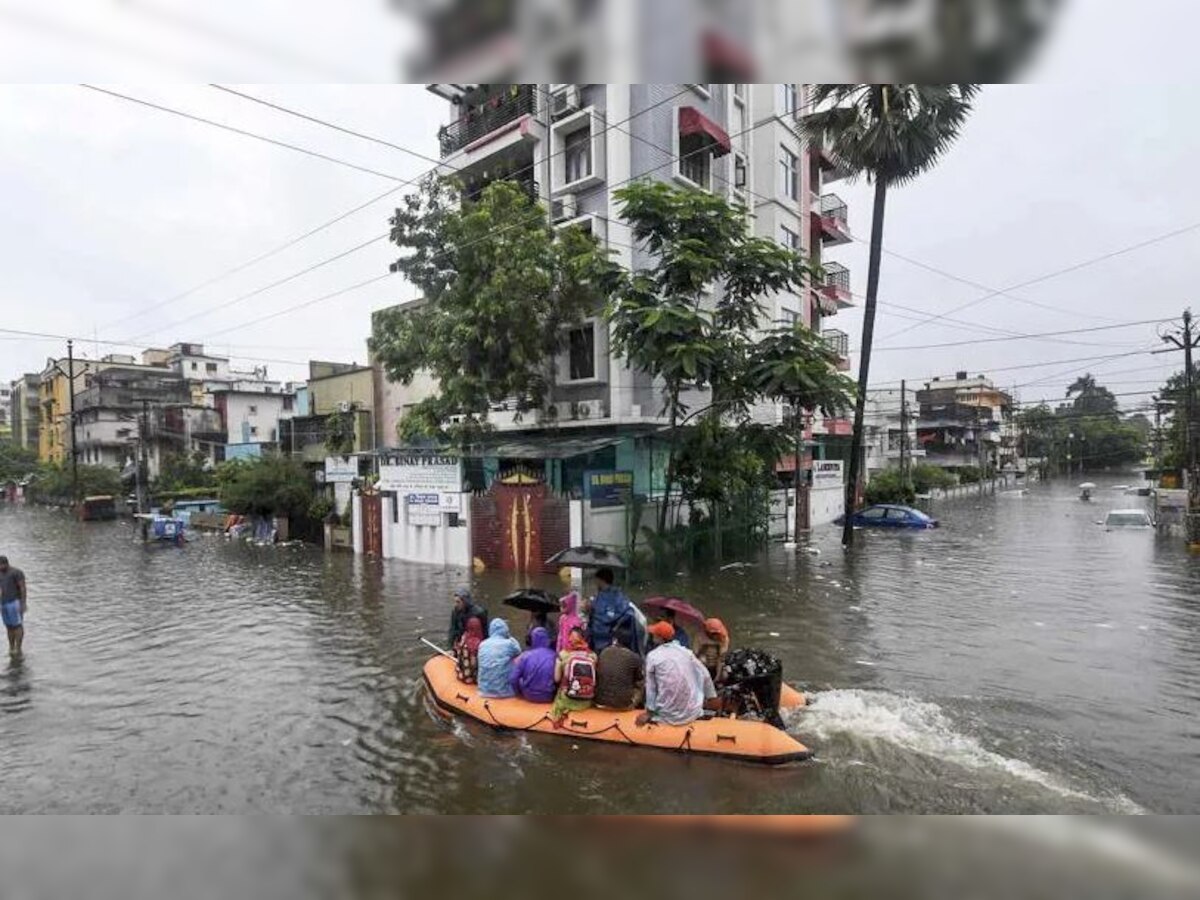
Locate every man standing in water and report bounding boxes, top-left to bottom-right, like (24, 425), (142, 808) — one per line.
(0, 556), (27, 657)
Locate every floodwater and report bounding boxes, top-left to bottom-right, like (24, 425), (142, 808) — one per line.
(1, 477), (1198, 814)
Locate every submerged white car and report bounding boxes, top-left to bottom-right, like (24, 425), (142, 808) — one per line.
(1103, 509), (1154, 530)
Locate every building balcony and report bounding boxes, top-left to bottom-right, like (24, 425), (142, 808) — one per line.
(807, 132), (851, 185)
(822, 417), (853, 437)
(438, 84), (538, 157)
(822, 329), (851, 372)
(813, 194), (851, 246)
(818, 261), (853, 309)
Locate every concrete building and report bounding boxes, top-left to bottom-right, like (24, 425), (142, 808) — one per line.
(915, 372), (1015, 473)
(37, 356), (99, 464)
(423, 83), (853, 484)
(0, 383), (10, 440)
(9, 374), (40, 451)
(209, 379), (294, 460)
(280, 361), (377, 462)
(863, 388), (922, 476)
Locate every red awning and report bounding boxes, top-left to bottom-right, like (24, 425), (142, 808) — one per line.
(702, 30), (757, 80)
(679, 106), (732, 158)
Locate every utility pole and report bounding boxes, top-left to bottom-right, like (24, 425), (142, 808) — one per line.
(899, 380), (909, 488)
(1161, 309), (1200, 546)
(138, 399), (151, 515)
(67, 339), (79, 504)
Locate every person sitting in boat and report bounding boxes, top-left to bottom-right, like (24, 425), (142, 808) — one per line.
(509, 626), (558, 703)
(551, 627), (598, 727)
(525, 610), (550, 648)
(636, 622), (719, 728)
(586, 568), (634, 652)
(448, 587), (488, 649)
(656, 608), (691, 649)
(593, 622), (644, 712)
(716, 648), (786, 730)
(477, 618), (522, 699)
(694, 618), (730, 682)
(453, 616), (485, 685)
(555, 590), (584, 653)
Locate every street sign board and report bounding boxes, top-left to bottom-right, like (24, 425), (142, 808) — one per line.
(379, 455), (462, 512)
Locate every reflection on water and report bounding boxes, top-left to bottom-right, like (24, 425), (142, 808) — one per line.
(1, 476), (1197, 813)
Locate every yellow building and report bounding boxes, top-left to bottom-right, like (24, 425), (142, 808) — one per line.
(37, 357), (96, 464)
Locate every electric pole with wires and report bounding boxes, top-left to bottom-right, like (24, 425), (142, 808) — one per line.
(1160, 310), (1200, 546)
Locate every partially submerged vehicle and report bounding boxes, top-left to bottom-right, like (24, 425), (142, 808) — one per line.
(135, 513), (188, 545)
(77, 495), (118, 521)
(1102, 509), (1154, 531)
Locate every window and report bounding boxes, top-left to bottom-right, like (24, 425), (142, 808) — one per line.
(885, 508), (912, 521)
(782, 308), (799, 328)
(779, 225), (800, 253)
(190, 362), (198, 371)
(860, 507), (887, 520)
(283, 396), (294, 411)
(205, 362), (218, 374)
(734, 152), (747, 189)
(777, 83), (799, 116)
(567, 323), (596, 381)
(779, 146), (799, 200)
(679, 133), (712, 189)
(248, 404), (257, 415)
(564, 127), (592, 184)
(250, 426), (258, 437)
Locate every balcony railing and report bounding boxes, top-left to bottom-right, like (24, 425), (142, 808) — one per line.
(438, 85), (537, 157)
(819, 261), (852, 307)
(822, 328), (849, 357)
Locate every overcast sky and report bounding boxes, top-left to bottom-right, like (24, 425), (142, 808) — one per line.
(0, 6), (1195, 416)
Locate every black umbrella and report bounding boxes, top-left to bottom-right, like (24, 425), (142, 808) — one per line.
(500, 588), (559, 615)
(544, 545), (628, 570)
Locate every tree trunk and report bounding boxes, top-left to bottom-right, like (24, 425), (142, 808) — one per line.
(658, 391), (680, 534)
(842, 178), (888, 548)
(793, 412), (804, 542)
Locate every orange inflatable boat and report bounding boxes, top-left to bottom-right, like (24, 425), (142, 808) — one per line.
(423, 655), (813, 765)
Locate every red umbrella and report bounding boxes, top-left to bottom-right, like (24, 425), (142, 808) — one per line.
(641, 596), (706, 627)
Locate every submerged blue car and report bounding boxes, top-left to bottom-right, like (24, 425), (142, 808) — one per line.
(836, 504), (939, 529)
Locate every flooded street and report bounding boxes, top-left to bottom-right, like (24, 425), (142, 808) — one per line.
(2, 478), (1198, 813)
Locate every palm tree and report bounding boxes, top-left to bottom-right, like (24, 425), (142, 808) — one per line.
(801, 84), (980, 548)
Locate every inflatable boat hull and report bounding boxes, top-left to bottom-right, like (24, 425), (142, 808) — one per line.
(423, 656), (812, 765)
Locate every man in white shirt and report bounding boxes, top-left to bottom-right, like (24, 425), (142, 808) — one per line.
(636, 621), (718, 727)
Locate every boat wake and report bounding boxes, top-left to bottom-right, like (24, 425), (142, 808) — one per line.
(797, 689), (1143, 813)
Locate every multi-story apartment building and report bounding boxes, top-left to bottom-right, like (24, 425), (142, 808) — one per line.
(209, 378), (294, 461)
(8, 374), (40, 452)
(0, 383), (11, 440)
(424, 83), (853, 461)
(915, 372), (1016, 473)
(280, 361), (377, 462)
(862, 388), (923, 476)
(37, 356), (99, 465)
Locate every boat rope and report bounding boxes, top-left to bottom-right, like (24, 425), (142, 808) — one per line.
(476, 700), (646, 745)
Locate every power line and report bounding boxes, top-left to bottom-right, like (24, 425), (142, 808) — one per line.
(79, 84), (412, 183)
(99, 85), (694, 338)
(877, 220), (1200, 343)
(191, 108), (786, 345)
(866, 318), (1177, 353)
(209, 85), (446, 169)
(122, 233), (391, 341)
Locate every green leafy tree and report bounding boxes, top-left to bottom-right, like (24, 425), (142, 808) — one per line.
(153, 450), (214, 493)
(801, 84), (980, 547)
(1066, 374), (1119, 418)
(1157, 367), (1198, 470)
(324, 408), (357, 456)
(26, 462), (122, 503)
(215, 455), (313, 519)
(601, 181), (815, 532)
(747, 324), (856, 536)
(865, 469), (915, 505)
(371, 177), (605, 444)
(0, 440), (39, 483)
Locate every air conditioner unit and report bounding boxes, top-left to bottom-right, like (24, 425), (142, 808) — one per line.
(337, 401), (353, 413)
(446, 413), (467, 426)
(551, 193), (578, 223)
(554, 401), (575, 421)
(574, 399), (605, 420)
(550, 85), (581, 119)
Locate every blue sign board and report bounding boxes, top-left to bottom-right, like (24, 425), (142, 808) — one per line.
(587, 470), (634, 508)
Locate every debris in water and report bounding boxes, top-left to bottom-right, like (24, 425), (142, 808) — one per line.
(768, 631), (781, 637)
(805, 547), (822, 555)
(719, 561), (752, 571)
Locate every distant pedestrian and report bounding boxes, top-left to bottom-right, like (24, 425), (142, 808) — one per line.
(0, 556), (27, 658)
